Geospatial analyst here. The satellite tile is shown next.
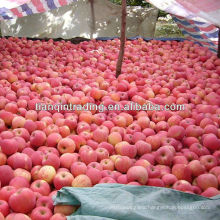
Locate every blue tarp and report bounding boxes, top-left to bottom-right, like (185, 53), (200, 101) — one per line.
(53, 184), (220, 220)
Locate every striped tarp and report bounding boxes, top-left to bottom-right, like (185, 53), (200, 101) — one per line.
(0, 0), (74, 20)
(146, 0), (220, 27)
(172, 15), (218, 52)
(147, 0), (219, 53)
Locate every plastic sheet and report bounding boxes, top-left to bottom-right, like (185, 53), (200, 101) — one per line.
(54, 184), (220, 220)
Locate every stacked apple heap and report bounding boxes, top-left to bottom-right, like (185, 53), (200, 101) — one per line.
(0, 37), (220, 219)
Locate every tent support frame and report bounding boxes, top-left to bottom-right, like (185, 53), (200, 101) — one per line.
(218, 27), (220, 58)
(89, 0), (95, 39)
(116, 0), (127, 77)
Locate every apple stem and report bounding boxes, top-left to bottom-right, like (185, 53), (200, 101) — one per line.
(116, 0), (127, 78)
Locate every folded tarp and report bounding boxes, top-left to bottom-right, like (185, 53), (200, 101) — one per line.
(54, 184), (220, 220)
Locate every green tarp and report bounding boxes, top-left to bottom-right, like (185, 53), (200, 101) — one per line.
(53, 184), (220, 220)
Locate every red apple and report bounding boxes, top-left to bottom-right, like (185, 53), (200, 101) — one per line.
(185, 125), (203, 138)
(9, 176), (30, 189)
(11, 116), (26, 128)
(53, 171), (74, 190)
(36, 196), (53, 210)
(209, 166), (220, 178)
(145, 135), (161, 151)
(38, 165), (56, 184)
(31, 207), (53, 220)
(70, 162), (87, 177)
(182, 137), (199, 148)
(107, 132), (122, 146)
(31, 151), (44, 166)
(92, 126), (109, 143)
(114, 156), (132, 173)
(0, 152), (7, 166)
(98, 142), (114, 155)
(6, 213), (31, 220)
(155, 146), (174, 166)
(30, 180), (51, 196)
(60, 153), (79, 169)
(0, 110), (14, 126)
(30, 130), (46, 148)
(117, 174), (128, 184)
(147, 178), (165, 187)
(50, 213), (67, 220)
(86, 167), (102, 185)
(9, 187), (36, 214)
(7, 152), (32, 171)
(87, 140), (99, 150)
(201, 187), (220, 197)
(162, 174), (177, 187)
(187, 160), (206, 177)
(0, 186), (16, 202)
(173, 156), (188, 165)
(57, 138), (76, 154)
(14, 137), (26, 152)
(0, 138), (19, 156)
(54, 205), (77, 216)
(0, 212), (4, 220)
(0, 200), (9, 217)
(200, 155), (218, 171)
(172, 164), (192, 182)
(100, 159), (114, 171)
(135, 159), (150, 168)
(42, 153), (60, 170)
(173, 180), (193, 192)
(87, 162), (103, 171)
(99, 177), (117, 184)
(80, 149), (97, 165)
(115, 142), (137, 158)
(0, 165), (14, 186)
(127, 166), (148, 185)
(168, 125), (185, 140)
(95, 148), (109, 162)
(46, 133), (62, 148)
(203, 133), (220, 151)
(189, 143), (210, 157)
(135, 140), (152, 156)
(13, 168), (31, 182)
(71, 174), (92, 187)
(197, 174), (218, 191)
(24, 120), (37, 134)
(137, 116), (150, 129)
(147, 165), (161, 178)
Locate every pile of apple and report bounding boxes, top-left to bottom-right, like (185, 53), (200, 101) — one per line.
(0, 37), (220, 219)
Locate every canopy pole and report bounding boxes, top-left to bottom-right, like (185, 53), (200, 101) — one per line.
(116, 0), (127, 78)
(89, 0), (95, 39)
(218, 27), (220, 58)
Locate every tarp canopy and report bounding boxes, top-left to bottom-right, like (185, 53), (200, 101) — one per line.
(0, 0), (30, 9)
(0, 0), (74, 20)
(146, 0), (219, 53)
(171, 15), (218, 52)
(0, 0), (159, 39)
(146, 0), (220, 27)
